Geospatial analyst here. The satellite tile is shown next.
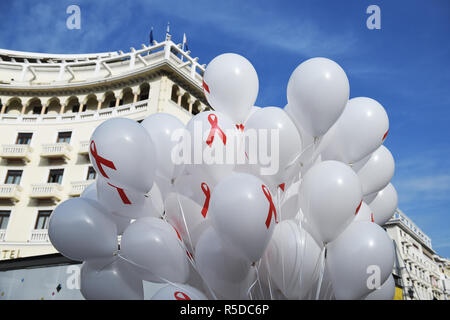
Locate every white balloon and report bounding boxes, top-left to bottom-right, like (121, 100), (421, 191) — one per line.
(265, 220), (322, 299)
(368, 183), (398, 226)
(353, 201), (374, 223)
(174, 172), (218, 207)
(287, 57), (349, 138)
(80, 257), (143, 300)
(89, 117), (156, 193)
(209, 173), (278, 262)
(299, 160), (362, 243)
(48, 197), (117, 261)
(280, 180), (301, 221)
(96, 176), (161, 219)
(164, 192), (211, 253)
(81, 181), (131, 234)
(203, 53), (258, 124)
(364, 274), (395, 300)
(195, 227), (254, 299)
(326, 221), (395, 300)
(151, 283), (208, 300)
(353, 145), (395, 196)
(185, 111), (237, 182)
(244, 107), (302, 190)
(141, 113), (185, 182)
(321, 97), (389, 164)
(120, 217), (190, 283)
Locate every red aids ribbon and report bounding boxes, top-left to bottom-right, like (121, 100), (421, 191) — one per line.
(382, 129), (389, 142)
(355, 200), (362, 215)
(206, 114), (227, 147)
(371, 213), (375, 223)
(278, 183), (285, 192)
(90, 140), (116, 179)
(201, 182), (210, 218)
(174, 291), (191, 300)
(202, 80), (210, 94)
(262, 185), (278, 229)
(235, 124), (245, 131)
(107, 182), (131, 204)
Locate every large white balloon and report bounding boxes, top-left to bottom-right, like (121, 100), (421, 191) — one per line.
(80, 257), (143, 300)
(364, 274), (395, 300)
(321, 97), (389, 164)
(209, 173), (278, 262)
(287, 57), (349, 138)
(244, 107), (302, 191)
(120, 217), (190, 283)
(326, 221), (395, 300)
(48, 197), (117, 261)
(195, 227), (254, 299)
(96, 176), (161, 219)
(353, 201), (374, 223)
(353, 145), (395, 196)
(81, 181), (131, 234)
(203, 53), (258, 124)
(141, 113), (185, 182)
(368, 183), (398, 226)
(151, 283), (208, 300)
(265, 220), (322, 299)
(299, 160), (362, 244)
(185, 111), (237, 182)
(89, 117), (156, 194)
(164, 192), (211, 253)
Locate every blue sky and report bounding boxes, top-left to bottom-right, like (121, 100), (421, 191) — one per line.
(1, 0), (449, 257)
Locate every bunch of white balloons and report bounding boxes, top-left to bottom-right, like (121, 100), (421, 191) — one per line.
(48, 53), (398, 300)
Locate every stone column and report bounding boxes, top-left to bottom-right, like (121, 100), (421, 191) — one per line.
(60, 103), (66, 113)
(133, 93), (138, 103)
(97, 100), (102, 110)
(115, 97), (120, 107)
(0, 104), (6, 114)
(78, 103), (84, 113)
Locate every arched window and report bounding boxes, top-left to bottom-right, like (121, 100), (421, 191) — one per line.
(139, 83), (150, 101)
(121, 88), (134, 105)
(192, 100), (201, 115)
(5, 98), (23, 114)
(26, 98), (43, 114)
(101, 91), (116, 109)
(171, 84), (179, 103)
(46, 98), (62, 114)
(181, 93), (190, 110)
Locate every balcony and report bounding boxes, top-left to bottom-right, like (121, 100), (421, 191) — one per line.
(0, 184), (23, 202)
(0, 144), (32, 162)
(0, 230), (5, 241)
(29, 183), (63, 202)
(40, 143), (72, 160)
(78, 140), (90, 156)
(69, 180), (93, 197)
(30, 229), (50, 243)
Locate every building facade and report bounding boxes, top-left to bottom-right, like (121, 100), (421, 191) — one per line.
(385, 209), (449, 300)
(0, 36), (207, 260)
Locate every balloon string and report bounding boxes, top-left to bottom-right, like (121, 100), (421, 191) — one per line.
(296, 217), (307, 299)
(314, 245), (327, 300)
(252, 261), (265, 300)
(264, 255), (274, 300)
(276, 188), (287, 295)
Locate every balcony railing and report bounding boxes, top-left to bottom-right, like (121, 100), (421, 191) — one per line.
(29, 183), (63, 201)
(40, 143), (72, 160)
(79, 140), (90, 155)
(0, 230), (6, 241)
(0, 184), (22, 202)
(30, 229), (50, 242)
(69, 180), (93, 197)
(0, 144), (32, 162)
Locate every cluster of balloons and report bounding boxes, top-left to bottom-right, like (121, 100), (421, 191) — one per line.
(48, 53), (398, 300)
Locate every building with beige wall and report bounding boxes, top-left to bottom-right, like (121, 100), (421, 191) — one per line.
(0, 36), (209, 260)
(385, 209), (449, 300)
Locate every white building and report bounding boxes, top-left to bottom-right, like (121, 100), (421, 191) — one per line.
(385, 209), (449, 300)
(0, 36), (207, 260)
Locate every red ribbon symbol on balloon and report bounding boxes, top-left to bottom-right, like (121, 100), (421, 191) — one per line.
(174, 291), (191, 300)
(355, 200), (362, 215)
(262, 185), (278, 229)
(91, 140), (131, 205)
(202, 80), (210, 94)
(107, 182), (132, 205)
(206, 114), (226, 147)
(201, 183), (210, 218)
(236, 124), (245, 131)
(90, 140), (116, 179)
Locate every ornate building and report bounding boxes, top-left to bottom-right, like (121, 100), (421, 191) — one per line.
(0, 36), (209, 260)
(385, 209), (449, 300)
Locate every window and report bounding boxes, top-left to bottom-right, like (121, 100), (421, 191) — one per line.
(34, 210), (52, 229)
(48, 169), (64, 184)
(72, 104), (80, 113)
(57, 131), (72, 143)
(16, 132), (32, 145)
(5, 170), (22, 185)
(33, 106), (42, 114)
(86, 166), (96, 180)
(0, 211), (10, 230)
